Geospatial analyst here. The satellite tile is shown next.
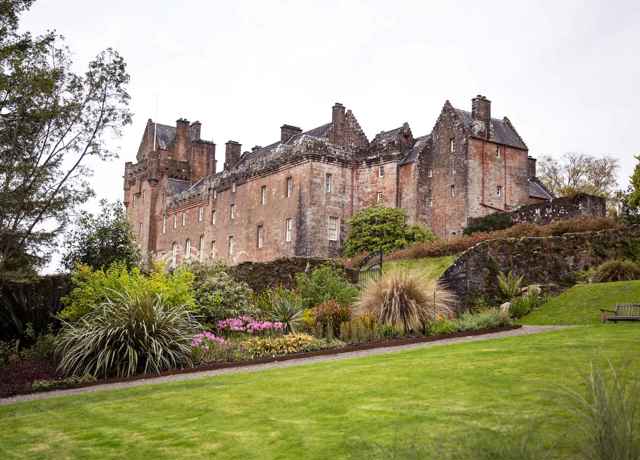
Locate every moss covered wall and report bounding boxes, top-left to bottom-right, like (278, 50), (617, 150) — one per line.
(440, 225), (640, 307)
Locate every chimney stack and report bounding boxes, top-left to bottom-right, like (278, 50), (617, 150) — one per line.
(528, 156), (537, 178)
(280, 124), (302, 143)
(224, 141), (242, 170)
(471, 95), (491, 139)
(330, 102), (345, 145)
(175, 118), (190, 160)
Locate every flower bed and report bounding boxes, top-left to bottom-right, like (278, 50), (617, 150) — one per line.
(0, 325), (520, 399)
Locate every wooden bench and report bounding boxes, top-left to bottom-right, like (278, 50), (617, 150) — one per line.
(600, 304), (640, 323)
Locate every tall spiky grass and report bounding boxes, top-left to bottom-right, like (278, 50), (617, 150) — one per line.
(497, 271), (524, 301)
(562, 360), (640, 460)
(356, 271), (455, 333)
(57, 290), (201, 378)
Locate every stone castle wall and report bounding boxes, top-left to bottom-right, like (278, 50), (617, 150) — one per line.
(440, 225), (640, 307)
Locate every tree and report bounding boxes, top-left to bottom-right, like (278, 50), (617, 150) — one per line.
(537, 153), (619, 198)
(0, 0), (132, 281)
(621, 155), (640, 224)
(343, 206), (435, 257)
(62, 200), (140, 271)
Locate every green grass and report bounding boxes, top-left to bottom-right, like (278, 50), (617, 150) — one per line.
(1, 326), (638, 459)
(522, 280), (640, 325)
(386, 255), (456, 281)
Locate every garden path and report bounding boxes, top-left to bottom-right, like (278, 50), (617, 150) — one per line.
(0, 325), (569, 406)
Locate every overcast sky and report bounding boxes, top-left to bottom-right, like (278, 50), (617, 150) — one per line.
(20, 0), (640, 267)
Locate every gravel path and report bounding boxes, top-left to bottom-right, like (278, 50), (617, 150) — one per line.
(0, 325), (568, 406)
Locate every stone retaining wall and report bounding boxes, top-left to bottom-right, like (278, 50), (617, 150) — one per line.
(440, 225), (640, 307)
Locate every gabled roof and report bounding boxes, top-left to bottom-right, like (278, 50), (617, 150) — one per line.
(454, 109), (528, 150)
(529, 177), (555, 200)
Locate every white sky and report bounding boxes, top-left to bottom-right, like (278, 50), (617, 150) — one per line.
(20, 0), (640, 269)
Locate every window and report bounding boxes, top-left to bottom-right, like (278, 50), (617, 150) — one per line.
(162, 214), (167, 234)
(132, 194), (136, 207)
(285, 177), (293, 197)
(211, 209), (216, 224)
(378, 165), (385, 177)
(198, 235), (204, 262)
(230, 204), (235, 220)
(325, 173), (333, 193)
(142, 190), (145, 202)
(185, 239), (191, 259)
(497, 185), (503, 197)
(257, 225), (264, 248)
(138, 222), (142, 235)
(232, 182), (236, 193)
(285, 218), (293, 242)
(260, 185), (267, 205)
(171, 242), (177, 267)
(428, 197), (433, 208)
(198, 207), (204, 222)
(228, 236), (234, 256)
(496, 145), (501, 158)
(328, 216), (339, 241)
(449, 138), (455, 153)
(376, 192), (383, 203)
(210, 240), (216, 259)
(428, 168), (433, 178)
(450, 185), (456, 197)
(173, 214), (177, 229)
(213, 189), (217, 200)
(182, 212), (186, 226)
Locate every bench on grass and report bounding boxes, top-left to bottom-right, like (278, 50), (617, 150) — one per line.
(600, 304), (640, 323)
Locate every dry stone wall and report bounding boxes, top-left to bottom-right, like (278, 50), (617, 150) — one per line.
(440, 225), (640, 307)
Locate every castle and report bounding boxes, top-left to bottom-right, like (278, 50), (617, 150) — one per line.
(124, 95), (554, 266)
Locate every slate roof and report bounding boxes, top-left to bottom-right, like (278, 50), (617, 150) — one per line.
(529, 177), (555, 200)
(454, 109), (527, 150)
(153, 123), (177, 150)
(400, 134), (431, 165)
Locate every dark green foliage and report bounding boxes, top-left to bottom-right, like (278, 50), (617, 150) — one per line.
(592, 260), (640, 283)
(295, 264), (358, 309)
(57, 291), (200, 378)
(62, 200), (140, 271)
(343, 206), (435, 257)
(0, 1), (132, 280)
(254, 286), (304, 333)
(190, 262), (254, 326)
(464, 213), (513, 235)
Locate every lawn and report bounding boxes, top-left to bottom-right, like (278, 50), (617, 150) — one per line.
(522, 280), (640, 325)
(1, 325), (638, 459)
(385, 255), (456, 281)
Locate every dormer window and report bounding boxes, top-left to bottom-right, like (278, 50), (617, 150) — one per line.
(449, 138), (455, 153)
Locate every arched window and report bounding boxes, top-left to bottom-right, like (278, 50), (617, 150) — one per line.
(185, 239), (191, 259)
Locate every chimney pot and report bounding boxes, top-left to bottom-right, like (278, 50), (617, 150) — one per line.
(280, 124), (302, 143)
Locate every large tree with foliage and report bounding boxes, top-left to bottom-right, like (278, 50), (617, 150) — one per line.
(0, 0), (132, 281)
(621, 154), (640, 224)
(538, 153), (619, 198)
(343, 206), (435, 257)
(62, 200), (140, 271)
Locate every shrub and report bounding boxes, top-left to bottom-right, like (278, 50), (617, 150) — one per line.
(255, 286), (305, 333)
(385, 216), (620, 261)
(190, 262), (254, 327)
(311, 300), (352, 338)
(59, 262), (195, 322)
(592, 259), (640, 283)
(356, 271), (454, 334)
(31, 374), (97, 392)
(343, 206), (436, 257)
(295, 264), (358, 309)
(339, 315), (383, 344)
(509, 289), (544, 319)
(455, 309), (512, 332)
(429, 318), (458, 336)
(464, 213), (513, 235)
(57, 291), (201, 378)
(497, 271), (524, 302)
(240, 333), (342, 359)
(562, 360), (640, 460)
